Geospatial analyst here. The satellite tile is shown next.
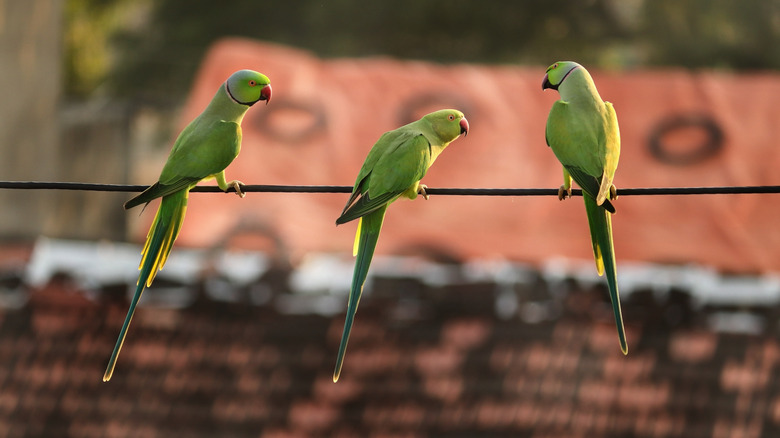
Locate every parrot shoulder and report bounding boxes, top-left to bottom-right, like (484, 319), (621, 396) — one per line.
(352, 129), (414, 187)
(159, 119), (241, 184)
(369, 133), (430, 197)
(337, 132), (430, 224)
(545, 100), (569, 148)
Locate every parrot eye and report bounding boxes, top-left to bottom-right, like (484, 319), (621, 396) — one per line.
(553, 63), (559, 69)
(448, 114), (455, 121)
(248, 80), (256, 87)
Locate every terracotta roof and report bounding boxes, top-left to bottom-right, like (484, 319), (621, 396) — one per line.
(127, 38), (780, 274)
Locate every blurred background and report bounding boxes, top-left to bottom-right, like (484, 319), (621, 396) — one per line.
(1, 0), (779, 436)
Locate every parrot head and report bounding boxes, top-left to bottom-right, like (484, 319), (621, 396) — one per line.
(226, 69), (272, 106)
(424, 109), (469, 141)
(542, 61), (581, 91)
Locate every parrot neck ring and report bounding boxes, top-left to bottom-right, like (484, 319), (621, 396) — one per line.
(542, 65), (579, 91)
(226, 82), (268, 107)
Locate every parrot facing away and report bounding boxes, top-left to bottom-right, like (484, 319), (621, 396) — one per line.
(103, 70), (272, 382)
(333, 109), (469, 382)
(542, 61), (627, 355)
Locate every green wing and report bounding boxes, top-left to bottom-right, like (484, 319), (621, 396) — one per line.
(125, 119), (241, 209)
(546, 100), (615, 213)
(337, 132), (430, 224)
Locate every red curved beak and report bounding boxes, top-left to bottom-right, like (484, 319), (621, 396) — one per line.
(460, 117), (469, 136)
(260, 84), (272, 105)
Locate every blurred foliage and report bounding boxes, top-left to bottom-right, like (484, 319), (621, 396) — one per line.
(64, 0), (779, 98)
(643, 0), (780, 70)
(64, 0), (151, 96)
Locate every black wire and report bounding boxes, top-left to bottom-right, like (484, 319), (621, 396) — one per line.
(0, 182), (149, 192)
(0, 181), (779, 196)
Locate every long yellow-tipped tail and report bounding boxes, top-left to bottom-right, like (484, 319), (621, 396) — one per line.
(334, 206), (387, 382)
(103, 190), (188, 382)
(584, 194), (627, 355)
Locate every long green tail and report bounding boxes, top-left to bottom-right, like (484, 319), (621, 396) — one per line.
(333, 204), (387, 382)
(103, 190), (188, 382)
(583, 194), (628, 355)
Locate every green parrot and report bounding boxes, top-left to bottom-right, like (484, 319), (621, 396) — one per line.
(542, 61), (627, 355)
(103, 70), (272, 382)
(333, 109), (469, 382)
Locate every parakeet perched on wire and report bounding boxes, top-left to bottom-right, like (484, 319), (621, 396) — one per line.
(333, 109), (469, 382)
(103, 69), (272, 382)
(542, 61), (627, 355)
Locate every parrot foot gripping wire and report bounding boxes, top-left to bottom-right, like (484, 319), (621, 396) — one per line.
(558, 185), (572, 201)
(418, 184), (429, 200)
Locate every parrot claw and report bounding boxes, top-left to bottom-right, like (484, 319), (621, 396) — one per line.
(609, 184), (618, 201)
(418, 184), (429, 200)
(228, 180), (246, 198)
(558, 185), (572, 201)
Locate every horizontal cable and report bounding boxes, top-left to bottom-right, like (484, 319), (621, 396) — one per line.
(0, 181), (779, 196)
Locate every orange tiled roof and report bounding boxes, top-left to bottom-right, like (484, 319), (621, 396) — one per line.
(128, 38), (780, 274)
